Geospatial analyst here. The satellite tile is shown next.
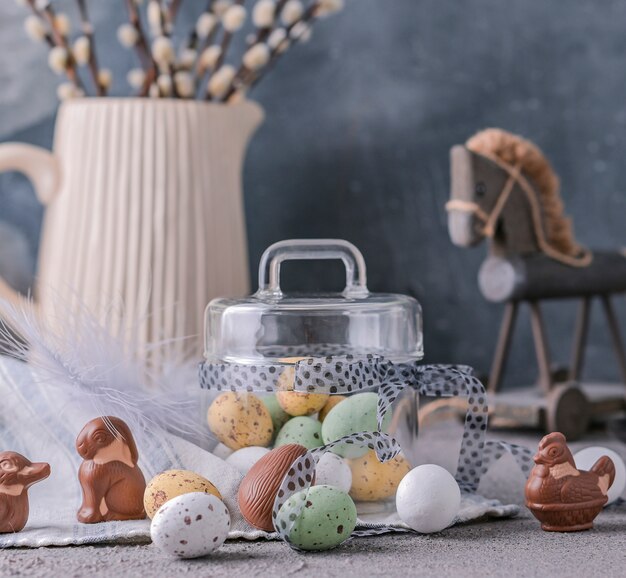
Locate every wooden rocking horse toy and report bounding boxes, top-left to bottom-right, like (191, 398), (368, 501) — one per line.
(446, 128), (626, 439)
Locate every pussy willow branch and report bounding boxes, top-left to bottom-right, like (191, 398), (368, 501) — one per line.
(26, 0), (85, 92)
(223, 0), (318, 101)
(167, 0), (184, 24)
(124, 0), (158, 96)
(156, 0), (180, 98)
(254, 0), (288, 44)
(222, 0), (290, 101)
(76, 0), (105, 96)
(204, 0), (247, 100)
(194, 0), (219, 97)
(26, 5), (56, 49)
(246, 1), (319, 93)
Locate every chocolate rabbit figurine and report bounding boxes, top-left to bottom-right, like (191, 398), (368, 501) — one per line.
(0, 451), (50, 533)
(76, 416), (146, 523)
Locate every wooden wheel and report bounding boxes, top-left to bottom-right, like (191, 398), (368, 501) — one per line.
(546, 383), (590, 441)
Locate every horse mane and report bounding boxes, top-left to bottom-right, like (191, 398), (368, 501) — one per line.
(466, 128), (580, 257)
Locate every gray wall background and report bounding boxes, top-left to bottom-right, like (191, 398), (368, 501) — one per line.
(1, 0), (625, 386)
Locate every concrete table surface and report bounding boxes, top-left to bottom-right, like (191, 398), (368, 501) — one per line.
(2, 425), (626, 578)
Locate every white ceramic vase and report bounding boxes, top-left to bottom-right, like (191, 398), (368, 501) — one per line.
(0, 98), (264, 363)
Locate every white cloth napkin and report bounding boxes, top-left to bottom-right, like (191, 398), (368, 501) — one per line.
(0, 355), (519, 548)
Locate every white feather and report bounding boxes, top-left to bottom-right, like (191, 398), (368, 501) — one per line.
(0, 296), (211, 448)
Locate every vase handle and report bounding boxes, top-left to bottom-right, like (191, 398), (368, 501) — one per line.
(0, 143), (61, 306)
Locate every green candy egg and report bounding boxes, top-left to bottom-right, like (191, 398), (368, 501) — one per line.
(321, 392), (390, 458)
(275, 416), (323, 449)
(262, 395), (291, 439)
(276, 485), (357, 551)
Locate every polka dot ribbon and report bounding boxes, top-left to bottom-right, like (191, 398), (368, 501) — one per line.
(199, 355), (533, 545)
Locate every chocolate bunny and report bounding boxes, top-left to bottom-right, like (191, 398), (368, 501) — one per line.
(0, 451), (50, 533)
(76, 416), (146, 523)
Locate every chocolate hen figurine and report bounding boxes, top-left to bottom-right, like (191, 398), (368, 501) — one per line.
(525, 432), (615, 532)
(76, 416), (146, 523)
(0, 451), (50, 533)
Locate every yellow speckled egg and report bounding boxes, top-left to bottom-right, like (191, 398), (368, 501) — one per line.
(349, 450), (411, 502)
(144, 469), (222, 519)
(207, 392), (273, 450)
(276, 358), (329, 416)
(318, 395), (347, 422)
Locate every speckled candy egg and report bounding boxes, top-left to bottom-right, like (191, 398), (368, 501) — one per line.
(207, 392), (273, 450)
(275, 417), (324, 449)
(349, 450), (411, 501)
(318, 395), (347, 422)
(276, 358), (329, 416)
(150, 492), (230, 558)
(395, 464), (461, 533)
(226, 446), (270, 475)
(261, 394), (291, 437)
(314, 452), (352, 492)
(144, 470), (222, 519)
(276, 485), (357, 551)
(321, 392), (391, 458)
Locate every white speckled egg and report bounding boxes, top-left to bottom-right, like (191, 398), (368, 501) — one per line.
(395, 464), (461, 534)
(314, 452), (352, 493)
(150, 492), (230, 559)
(226, 446), (270, 475)
(574, 446), (626, 505)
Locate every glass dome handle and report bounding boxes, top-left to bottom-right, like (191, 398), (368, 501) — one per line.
(257, 239), (369, 298)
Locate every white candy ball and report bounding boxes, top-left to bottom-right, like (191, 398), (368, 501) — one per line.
(226, 446), (270, 475)
(150, 493), (230, 558)
(314, 452), (352, 492)
(574, 446), (626, 506)
(396, 464), (461, 534)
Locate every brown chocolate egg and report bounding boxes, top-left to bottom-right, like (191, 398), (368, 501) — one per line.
(237, 443), (309, 532)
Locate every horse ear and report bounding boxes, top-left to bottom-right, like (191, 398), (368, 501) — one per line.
(108, 417), (139, 464)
